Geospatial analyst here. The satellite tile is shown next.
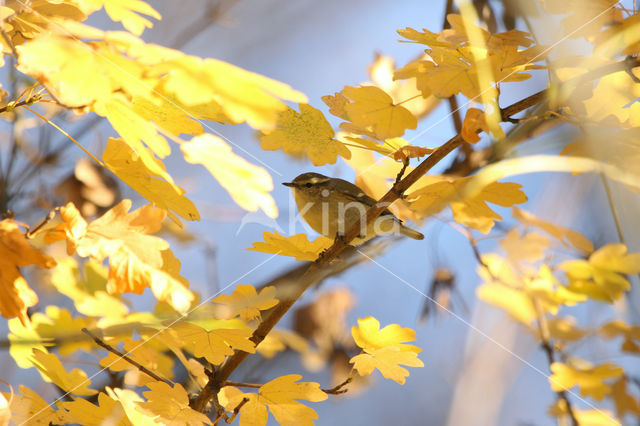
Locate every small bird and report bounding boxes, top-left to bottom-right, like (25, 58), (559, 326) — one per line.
(283, 172), (424, 245)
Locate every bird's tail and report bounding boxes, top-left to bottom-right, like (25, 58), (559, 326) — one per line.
(400, 225), (424, 240)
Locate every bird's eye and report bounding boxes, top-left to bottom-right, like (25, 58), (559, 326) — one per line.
(305, 183), (313, 188)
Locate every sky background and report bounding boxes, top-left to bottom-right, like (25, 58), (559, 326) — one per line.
(3, 1), (640, 425)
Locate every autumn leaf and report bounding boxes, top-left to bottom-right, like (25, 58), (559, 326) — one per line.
(599, 320), (640, 353)
(60, 392), (128, 426)
(409, 177), (527, 233)
(550, 361), (623, 400)
(212, 284), (279, 322)
(77, 0), (161, 36)
(461, 107), (489, 143)
(499, 229), (550, 263)
(610, 377), (640, 418)
(260, 103), (351, 165)
(103, 138), (200, 223)
(560, 243), (640, 302)
(2, 385), (72, 425)
(45, 201), (195, 312)
(582, 72), (640, 127)
(220, 375), (327, 426)
(513, 207), (593, 253)
(247, 231), (333, 261)
(166, 321), (255, 365)
(0, 219), (56, 324)
(256, 329), (309, 359)
(182, 134), (278, 218)
(349, 317), (423, 385)
(30, 349), (98, 396)
(100, 339), (174, 386)
(31, 306), (94, 356)
(341, 85), (417, 140)
(137, 381), (211, 425)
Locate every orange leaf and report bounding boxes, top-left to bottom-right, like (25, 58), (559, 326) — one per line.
(461, 107), (489, 143)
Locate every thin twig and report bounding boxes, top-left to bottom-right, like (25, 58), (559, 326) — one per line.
(81, 328), (173, 386)
(321, 377), (353, 395)
(26, 208), (58, 237)
(222, 381), (261, 389)
(213, 397), (249, 425)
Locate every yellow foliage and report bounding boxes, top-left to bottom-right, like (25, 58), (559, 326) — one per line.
(103, 138), (200, 223)
(0, 219), (56, 325)
(409, 177), (527, 233)
(550, 361), (623, 401)
(76, 0), (161, 36)
(182, 134), (278, 218)
(560, 243), (640, 302)
(220, 375), (327, 426)
(45, 201), (195, 312)
(260, 103), (351, 166)
(350, 317), (423, 385)
(212, 284), (279, 322)
(247, 231), (333, 261)
(60, 392), (128, 426)
(2, 385), (72, 425)
(512, 207), (593, 253)
(137, 381), (211, 425)
(30, 349), (98, 396)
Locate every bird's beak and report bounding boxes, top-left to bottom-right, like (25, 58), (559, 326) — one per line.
(282, 182), (294, 187)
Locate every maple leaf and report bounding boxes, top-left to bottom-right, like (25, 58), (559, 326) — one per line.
(45, 201), (195, 312)
(545, 317), (587, 342)
(341, 85), (417, 140)
(560, 243), (640, 302)
(2, 385), (72, 425)
(167, 322), (255, 365)
(31, 306), (94, 356)
(599, 320), (640, 353)
(182, 134), (278, 218)
(582, 72), (640, 127)
(212, 284), (279, 322)
(541, 0), (622, 40)
(30, 349), (98, 396)
(409, 177), (527, 233)
(461, 107), (489, 143)
(513, 207), (593, 253)
(256, 329), (309, 359)
(610, 377), (640, 418)
(150, 55), (307, 130)
(103, 138), (200, 223)
(60, 392), (128, 426)
(76, 0), (161, 36)
(49, 258), (129, 319)
(550, 361), (623, 400)
(100, 339), (174, 386)
(247, 232), (333, 261)
(499, 229), (550, 263)
(107, 387), (157, 425)
(220, 375), (327, 426)
(0, 219), (56, 325)
(349, 317), (423, 385)
(260, 103), (351, 166)
(595, 14), (640, 57)
(137, 381), (211, 425)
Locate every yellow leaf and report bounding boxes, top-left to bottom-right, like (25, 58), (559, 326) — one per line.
(541, 0), (622, 39)
(599, 320), (640, 354)
(212, 284), (279, 322)
(560, 244), (640, 302)
(107, 387), (154, 425)
(0, 219), (56, 324)
(461, 107), (489, 143)
(132, 95), (203, 136)
(31, 306), (93, 356)
(78, 0), (161, 36)
(350, 317), (423, 384)
(103, 138), (200, 223)
(610, 377), (640, 418)
(260, 103), (351, 166)
(499, 229), (550, 263)
(409, 177), (527, 233)
(583, 72), (640, 127)
(513, 207), (593, 253)
(137, 381), (211, 426)
(247, 231), (333, 261)
(60, 392), (128, 426)
(168, 322), (255, 365)
(256, 329), (309, 359)
(8, 317), (48, 369)
(99, 339), (174, 386)
(350, 346), (424, 385)
(45, 201), (195, 312)
(546, 317), (587, 341)
(342, 85), (417, 140)
(221, 375), (327, 426)
(153, 55), (307, 130)
(182, 134), (278, 218)
(2, 385), (72, 425)
(31, 349), (98, 396)
(477, 281), (537, 324)
(550, 361), (623, 401)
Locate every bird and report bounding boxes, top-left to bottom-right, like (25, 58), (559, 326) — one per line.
(282, 172), (424, 245)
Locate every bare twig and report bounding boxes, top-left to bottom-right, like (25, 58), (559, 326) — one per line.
(81, 328), (173, 386)
(321, 377), (353, 395)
